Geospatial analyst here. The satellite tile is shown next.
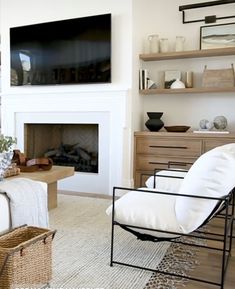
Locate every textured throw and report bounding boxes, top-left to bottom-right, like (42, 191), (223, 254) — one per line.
(49, 194), (170, 289)
(0, 178), (48, 229)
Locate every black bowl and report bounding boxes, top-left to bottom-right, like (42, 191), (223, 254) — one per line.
(164, 125), (190, 132)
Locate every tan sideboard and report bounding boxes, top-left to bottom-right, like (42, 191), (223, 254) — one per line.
(134, 131), (235, 187)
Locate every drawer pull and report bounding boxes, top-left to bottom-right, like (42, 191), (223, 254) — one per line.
(149, 161), (168, 165)
(149, 145), (188, 149)
(168, 161), (193, 168)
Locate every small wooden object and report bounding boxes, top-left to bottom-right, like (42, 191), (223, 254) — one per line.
(202, 64), (235, 88)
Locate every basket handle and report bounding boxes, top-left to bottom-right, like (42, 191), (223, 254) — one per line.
(203, 63), (234, 72)
(43, 230), (56, 244)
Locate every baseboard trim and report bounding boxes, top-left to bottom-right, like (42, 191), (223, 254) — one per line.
(58, 190), (112, 199)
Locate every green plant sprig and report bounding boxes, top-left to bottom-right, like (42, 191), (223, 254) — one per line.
(0, 135), (17, 153)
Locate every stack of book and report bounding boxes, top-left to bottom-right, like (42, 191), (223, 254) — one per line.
(139, 69), (157, 90)
(139, 69), (148, 90)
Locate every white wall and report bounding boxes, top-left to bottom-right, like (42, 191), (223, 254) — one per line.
(1, 0), (235, 189)
(132, 0), (235, 131)
(0, 0), (134, 192)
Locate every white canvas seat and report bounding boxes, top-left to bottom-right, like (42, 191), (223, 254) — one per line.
(106, 188), (181, 238)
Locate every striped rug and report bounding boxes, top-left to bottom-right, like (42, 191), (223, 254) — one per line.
(49, 194), (170, 289)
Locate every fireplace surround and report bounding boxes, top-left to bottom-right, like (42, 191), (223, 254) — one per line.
(1, 89), (130, 195)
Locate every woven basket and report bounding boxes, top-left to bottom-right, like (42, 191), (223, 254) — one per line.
(0, 225), (56, 289)
(202, 64), (235, 88)
(3, 166), (21, 178)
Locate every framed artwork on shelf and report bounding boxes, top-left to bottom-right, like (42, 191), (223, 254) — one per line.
(164, 70), (181, 89)
(200, 22), (235, 50)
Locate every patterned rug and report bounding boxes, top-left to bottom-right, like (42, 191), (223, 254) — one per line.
(144, 237), (201, 289)
(49, 194), (200, 289)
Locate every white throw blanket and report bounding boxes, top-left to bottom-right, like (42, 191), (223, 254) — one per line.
(0, 178), (49, 229)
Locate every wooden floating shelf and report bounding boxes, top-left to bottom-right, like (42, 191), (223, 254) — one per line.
(140, 87), (235, 95)
(139, 47), (235, 61)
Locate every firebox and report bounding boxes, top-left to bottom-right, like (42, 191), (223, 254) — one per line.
(24, 123), (98, 173)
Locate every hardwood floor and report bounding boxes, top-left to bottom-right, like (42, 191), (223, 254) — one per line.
(179, 247), (235, 289)
(58, 191), (234, 289)
(178, 221), (235, 289)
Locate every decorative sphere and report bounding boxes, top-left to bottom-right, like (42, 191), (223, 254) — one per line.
(205, 121), (214, 130)
(213, 116), (227, 130)
(199, 119), (209, 129)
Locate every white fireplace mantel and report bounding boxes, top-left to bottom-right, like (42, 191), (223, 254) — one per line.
(1, 88), (131, 195)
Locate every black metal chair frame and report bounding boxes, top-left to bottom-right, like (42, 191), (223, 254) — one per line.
(139, 160), (192, 187)
(110, 173), (234, 289)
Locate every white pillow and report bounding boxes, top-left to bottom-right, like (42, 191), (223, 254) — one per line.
(145, 170), (186, 192)
(106, 188), (181, 238)
(175, 144), (235, 234)
(213, 142), (235, 157)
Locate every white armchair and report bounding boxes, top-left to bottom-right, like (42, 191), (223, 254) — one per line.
(106, 143), (235, 289)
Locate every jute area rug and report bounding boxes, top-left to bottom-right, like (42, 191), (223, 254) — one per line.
(49, 194), (198, 289)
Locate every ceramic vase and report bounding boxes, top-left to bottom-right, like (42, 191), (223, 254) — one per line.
(170, 79), (185, 89)
(145, 112), (164, 132)
(148, 34), (159, 53)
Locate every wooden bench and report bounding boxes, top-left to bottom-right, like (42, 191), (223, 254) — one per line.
(11, 165), (74, 210)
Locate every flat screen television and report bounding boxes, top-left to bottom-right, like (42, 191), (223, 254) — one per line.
(10, 13), (111, 86)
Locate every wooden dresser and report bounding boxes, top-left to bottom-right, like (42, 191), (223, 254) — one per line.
(134, 131), (235, 187)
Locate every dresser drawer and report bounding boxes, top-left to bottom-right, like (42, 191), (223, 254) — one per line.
(204, 139), (235, 152)
(136, 137), (202, 157)
(135, 155), (195, 171)
(134, 132), (235, 188)
(135, 171), (153, 188)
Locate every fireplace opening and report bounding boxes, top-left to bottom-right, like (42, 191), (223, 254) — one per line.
(24, 123), (99, 173)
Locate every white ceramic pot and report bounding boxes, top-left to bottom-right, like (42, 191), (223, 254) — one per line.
(175, 36), (185, 52)
(148, 34), (159, 53)
(170, 79), (185, 89)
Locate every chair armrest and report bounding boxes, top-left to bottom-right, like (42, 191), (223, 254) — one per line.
(147, 169), (187, 189)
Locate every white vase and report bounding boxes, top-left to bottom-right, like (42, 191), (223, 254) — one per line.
(160, 38), (169, 53)
(0, 151), (13, 180)
(148, 34), (159, 53)
(170, 79), (185, 89)
(175, 36), (185, 52)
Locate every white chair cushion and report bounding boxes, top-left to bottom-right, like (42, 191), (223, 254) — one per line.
(145, 170), (186, 191)
(106, 143), (235, 239)
(175, 143), (235, 234)
(106, 188), (181, 238)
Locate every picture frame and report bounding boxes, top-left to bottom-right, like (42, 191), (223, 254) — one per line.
(164, 70), (181, 88)
(200, 22), (235, 50)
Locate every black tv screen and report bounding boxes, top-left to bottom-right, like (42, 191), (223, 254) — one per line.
(10, 14), (111, 86)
